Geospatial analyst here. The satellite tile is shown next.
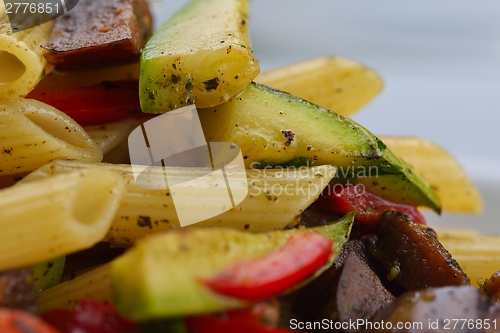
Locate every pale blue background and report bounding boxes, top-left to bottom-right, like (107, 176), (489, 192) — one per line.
(152, 1), (500, 233)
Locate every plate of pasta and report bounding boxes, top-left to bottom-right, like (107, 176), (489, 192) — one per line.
(1, 0), (500, 332)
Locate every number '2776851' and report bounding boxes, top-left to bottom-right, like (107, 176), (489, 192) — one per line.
(3, 0), (79, 32)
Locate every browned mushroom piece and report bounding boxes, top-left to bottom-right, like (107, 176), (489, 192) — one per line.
(291, 240), (394, 332)
(291, 240), (364, 321)
(0, 268), (37, 314)
(322, 250), (395, 332)
(363, 286), (500, 333)
(363, 211), (469, 290)
(43, 0), (152, 69)
(482, 271), (500, 302)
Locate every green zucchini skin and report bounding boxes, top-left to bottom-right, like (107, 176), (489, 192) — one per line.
(139, 0), (259, 113)
(199, 83), (441, 212)
(112, 214), (353, 321)
(32, 256), (65, 292)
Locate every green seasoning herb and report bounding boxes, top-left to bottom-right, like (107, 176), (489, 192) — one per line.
(203, 78), (219, 91)
(185, 80), (194, 91)
(377, 139), (387, 151)
(137, 216), (153, 229)
(378, 163), (404, 175)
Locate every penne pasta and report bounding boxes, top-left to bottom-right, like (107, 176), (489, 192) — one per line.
(380, 136), (483, 213)
(84, 119), (141, 155)
(0, 98), (102, 175)
(20, 161), (337, 246)
(101, 137), (134, 164)
(0, 168), (125, 271)
(255, 56), (383, 117)
(436, 228), (500, 287)
(37, 264), (113, 312)
(0, 7), (52, 98)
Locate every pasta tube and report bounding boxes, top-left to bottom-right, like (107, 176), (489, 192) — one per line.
(380, 136), (483, 213)
(0, 168), (126, 271)
(37, 264), (112, 312)
(0, 8), (52, 98)
(436, 228), (500, 287)
(255, 56), (383, 117)
(0, 98), (102, 175)
(84, 119), (141, 155)
(20, 161), (337, 246)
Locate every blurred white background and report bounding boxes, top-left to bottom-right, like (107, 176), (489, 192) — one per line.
(152, 1), (500, 233)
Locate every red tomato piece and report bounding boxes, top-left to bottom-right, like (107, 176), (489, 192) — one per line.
(27, 80), (146, 126)
(317, 183), (426, 230)
(42, 299), (138, 333)
(185, 304), (303, 333)
(0, 308), (62, 333)
(40, 309), (73, 332)
(203, 233), (333, 300)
